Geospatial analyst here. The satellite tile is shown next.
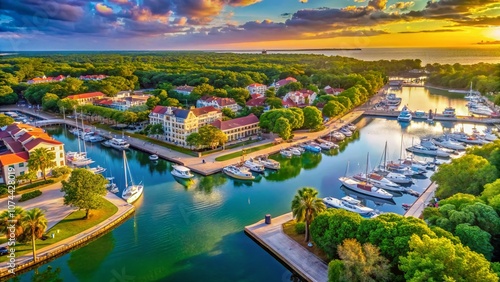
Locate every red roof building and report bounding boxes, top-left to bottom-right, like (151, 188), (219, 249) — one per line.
(324, 86), (344, 95)
(212, 114), (260, 142)
(273, 77), (297, 89)
(246, 83), (268, 95)
(67, 92), (105, 104)
(196, 96), (240, 112)
(175, 85), (195, 95)
(246, 97), (266, 108)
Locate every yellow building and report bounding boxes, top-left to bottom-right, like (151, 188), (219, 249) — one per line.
(212, 114), (260, 142)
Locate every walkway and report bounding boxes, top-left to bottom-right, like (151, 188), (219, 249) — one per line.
(245, 213), (328, 282)
(404, 182), (438, 218)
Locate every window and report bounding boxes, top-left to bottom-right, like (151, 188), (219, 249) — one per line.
(20, 171), (25, 176)
(60, 152), (63, 158)
(60, 160), (64, 166)
(18, 163), (24, 168)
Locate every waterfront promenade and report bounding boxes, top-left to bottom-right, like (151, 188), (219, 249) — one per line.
(0, 192), (134, 279)
(404, 182), (438, 218)
(245, 213), (328, 282)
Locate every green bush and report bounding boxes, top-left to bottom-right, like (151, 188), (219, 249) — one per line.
(51, 166), (72, 178)
(17, 180), (54, 192)
(19, 190), (42, 202)
(295, 222), (306, 234)
(0, 186), (7, 196)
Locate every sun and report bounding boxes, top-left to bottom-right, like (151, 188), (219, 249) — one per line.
(487, 27), (500, 40)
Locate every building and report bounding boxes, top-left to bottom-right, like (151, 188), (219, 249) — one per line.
(283, 89), (317, 107)
(79, 74), (108, 81)
(67, 92), (106, 105)
(94, 94), (150, 111)
(212, 114), (260, 142)
(196, 96), (240, 112)
(149, 106), (222, 147)
(175, 85), (195, 95)
(0, 124), (65, 184)
(246, 83), (267, 96)
(246, 97), (266, 108)
(324, 86), (344, 96)
(27, 75), (66, 84)
(272, 77), (297, 89)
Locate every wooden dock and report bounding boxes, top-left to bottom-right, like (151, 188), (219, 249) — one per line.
(363, 110), (500, 124)
(245, 213), (328, 282)
(404, 182), (438, 218)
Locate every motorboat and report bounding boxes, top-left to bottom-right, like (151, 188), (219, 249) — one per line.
(406, 145), (450, 158)
(70, 157), (95, 167)
(106, 180), (119, 193)
(339, 127), (352, 137)
(109, 138), (130, 150)
(448, 133), (489, 145)
(346, 123), (357, 131)
(483, 129), (498, 141)
(303, 144), (321, 153)
(318, 141), (339, 150)
(338, 176), (393, 199)
(121, 151), (144, 204)
(256, 157), (280, 170)
(469, 107), (494, 116)
(403, 187), (420, 197)
(101, 140), (111, 147)
(223, 165), (255, 180)
(66, 151), (86, 161)
(88, 165), (106, 174)
(322, 197), (374, 215)
(399, 157), (433, 171)
(352, 172), (404, 192)
(384, 163), (423, 177)
(420, 138), (439, 151)
(280, 150), (292, 158)
(432, 137), (466, 151)
(385, 93), (402, 106)
(244, 159), (265, 173)
(89, 135), (105, 143)
(171, 164), (194, 179)
(289, 147), (302, 156)
(332, 131), (345, 141)
(149, 154), (159, 161)
(442, 107), (456, 117)
(402, 203), (412, 210)
(383, 171), (413, 185)
(397, 105), (412, 122)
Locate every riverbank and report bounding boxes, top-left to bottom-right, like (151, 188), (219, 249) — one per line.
(0, 192), (134, 279)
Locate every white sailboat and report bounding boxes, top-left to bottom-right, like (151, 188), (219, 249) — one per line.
(121, 151), (144, 204)
(68, 111), (94, 167)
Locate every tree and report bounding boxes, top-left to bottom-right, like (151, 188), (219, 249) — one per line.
(16, 170), (37, 184)
(455, 223), (494, 260)
(266, 97), (283, 109)
(31, 266), (63, 282)
(198, 125), (227, 149)
(0, 206), (25, 240)
(0, 113), (14, 127)
(27, 147), (56, 180)
(303, 106), (323, 130)
(291, 187), (326, 242)
(399, 234), (498, 282)
(57, 98), (78, 114)
(322, 101), (345, 118)
(146, 96), (160, 109)
(265, 87), (275, 98)
(221, 108), (235, 118)
(274, 117), (292, 140)
(333, 238), (391, 282)
(186, 132), (202, 149)
(431, 154), (498, 198)
(61, 168), (108, 219)
(42, 93), (60, 112)
(0, 85), (18, 105)
(22, 208), (47, 262)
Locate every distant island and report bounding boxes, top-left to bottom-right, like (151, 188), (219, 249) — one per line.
(262, 48), (362, 52)
(477, 40), (500, 45)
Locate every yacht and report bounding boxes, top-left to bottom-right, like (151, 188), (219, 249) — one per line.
(256, 157), (280, 170)
(223, 165), (255, 180)
(171, 165), (194, 179)
(88, 165), (106, 174)
(70, 156), (95, 167)
(280, 150), (292, 158)
(149, 154), (159, 161)
(332, 131), (345, 141)
(289, 147), (302, 156)
(383, 171), (413, 185)
(442, 107), (456, 117)
(397, 105), (412, 122)
(121, 151), (144, 204)
(338, 176), (393, 199)
(483, 129), (498, 141)
(346, 123), (357, 131)
(469, 107), (494, 116)
(385, 93), (402, 106)
(406, 145), (450, 158)
(303, 144), (321, 153)
(109, 138), (130, 150)
(89, 135), (105, 143)
(448, 133), (489, 145)
(352, 173), (404, 192)
(244, 159), (265, 173)
(432, 137), (466, 151)
(322, 197), (374, 215)
(339, 127), (352, 137)
(318, 141), (339, 150)
(101, 140), (111, 147)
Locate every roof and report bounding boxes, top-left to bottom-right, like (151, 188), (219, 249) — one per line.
(0, 152), (29, 166)
(275, 77), (297, 87)
(251, 93), (263, 99)
(175, 85), (194, 92)
(246, 97), (266, 107)
(95, 99), (114, 105)
(67, 92), (105, 100)
(3, 137), (24, 153)
(324, 86), (344, 94)
(24, 138), (63, 151)
(247, 83), (266, 88)
(17, 131), (51, 143)
(282, 99), (297, 107)
(199, 96), (237, 106)
(151, 105), (168, 114)
(191, 106), (220, 116)
(212, 114), (259, 131)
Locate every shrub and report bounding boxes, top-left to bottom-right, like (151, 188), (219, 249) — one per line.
(19, 190), (42, 202)
(295, 222), (306, 234)
(17, 180), (54, 191)
(51, 166), (72, 178)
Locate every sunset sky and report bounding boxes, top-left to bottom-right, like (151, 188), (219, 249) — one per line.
(1, 0), (500, 51)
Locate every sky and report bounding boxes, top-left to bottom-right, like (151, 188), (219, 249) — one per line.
(0, 0), (500, 51)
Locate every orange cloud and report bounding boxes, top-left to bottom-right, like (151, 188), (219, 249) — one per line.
(95, 3), (114, 16)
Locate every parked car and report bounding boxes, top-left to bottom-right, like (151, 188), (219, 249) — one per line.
(0, 247), (9, 256)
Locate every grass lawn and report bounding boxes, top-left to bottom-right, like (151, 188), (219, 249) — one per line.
(93, 124), (197, 156)
(0, 198), (118, 262)
(215, 143), (274, 161)
(282, 220), (329, 263)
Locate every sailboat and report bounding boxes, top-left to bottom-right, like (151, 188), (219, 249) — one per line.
(121, 151), (144, 204)
(375, 141), (413, 184)
(68, 111), (95, 167)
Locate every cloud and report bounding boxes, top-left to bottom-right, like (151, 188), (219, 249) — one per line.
(354, 0), (366, 2)
(228, 0), (262, 6)
(389, 1), (415, 11)
(367, 0), (387, 11)
(95, 3), (114, 16)
(398, 28), (463, 33)
(109, 0), (130, 4)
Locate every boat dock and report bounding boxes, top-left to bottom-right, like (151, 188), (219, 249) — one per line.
(404, 182), (438, 218)
(363, 110), (500, 124)
(244, 213), (328, 282)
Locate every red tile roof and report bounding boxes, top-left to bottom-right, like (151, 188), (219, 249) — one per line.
(191, 106), (220, 116)
(0, 152), (29, 166)
(247, 83), (266, 87)
(251, 93), (263, 99)
(212, 114), (259, 131)
(275, 77), (297, 87)
(200, 96), (237, 106)
(246, 97), (266, 107)
(3, 137), (24, 153)
(23, 138), (63, 151)
(151, 105), (168, 114)
(95, 99), (114, 105)
(67, 92), (105, 100)
(0, 131), (10, 139)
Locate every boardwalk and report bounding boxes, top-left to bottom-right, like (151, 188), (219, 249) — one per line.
(363, 110), (500, 125)
(245, 213), (328, 282)
(404, 182), (438, 218)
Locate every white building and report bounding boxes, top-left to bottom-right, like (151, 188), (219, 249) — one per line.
(283, 89), (317, 107)
(175, 85), (195, 95)
(196, 96), (241, 112)
(246, 83), (267, 96)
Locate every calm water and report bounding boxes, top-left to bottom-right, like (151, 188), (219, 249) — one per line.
(238, 46), (500, 65)
(19, 87), (491, 281)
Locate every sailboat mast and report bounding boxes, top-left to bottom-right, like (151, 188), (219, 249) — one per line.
(75, 110), (82, 154)
(123, 151), (128, 188)
(399, 135), (403, 164)
(81, 111), (88, 154)
(383, 141), (387, 172)
(365, 153), (369, 183)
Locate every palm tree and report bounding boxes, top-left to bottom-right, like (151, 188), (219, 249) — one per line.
(0, 207), (25, 240)
(28, 147), (56, 181)
(23, 208), (48, 262)
(291, 187), (326, 242)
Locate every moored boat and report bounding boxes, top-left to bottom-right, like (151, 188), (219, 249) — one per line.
(332, 131), (345, 141)
(397, 105), (412, 122)
(322, 196), (374, 215)
(442, 107), (456, 117)
(256, 157), (280, 170)
(121, 151), (144, 204)
(171, 164), (194, 179)
(109, 138), (130, 150)
(432, 137), (466, 151)
(88, 165), (106, 174)
(352, 172), (403, 192)
(149, 154), (159, 161)
(406, 145), (450, 158)
(338, 176), (393, 199)
(244, 159), (265, 173)
(223, 165), (255, 180)
(280, 150), (292, 158)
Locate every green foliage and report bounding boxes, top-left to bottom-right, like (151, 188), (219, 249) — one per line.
(266, 97), (283, 109)
(274, 117), (292, 140)
(0, 113), (14, 126)
(198, 125), (227, 149)
(17, 179), (55, 191)
(0, 85), (18, 105)
(291, 187), (326, 242)
(0, 206), (25, 241)
(302, 106), (323, 130)
(455, 223), (493, 260)
(295, 222), (306, 234)
(322, 101), (345, 118)
(61, 168), (108, 219)
(57, 98), (78, 113)
(22, 208), (48, 260)
(431, 154), (498, 198)
(221, 108), (235, 118)
(328, 260), (344, 282)
(426, 63), (499, 93)
(19, 190), (42, 202)
(41, 93), (60, 112)
(50, 166), (72, 178)
(186, 132), (202, 149)
(399, 234), (498, 282)
(259, 108), (303, 132)
(27, 148), (56, 181)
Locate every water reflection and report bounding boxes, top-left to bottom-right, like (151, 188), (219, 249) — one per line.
(196, 173), (227, 194)
(340, 186), (397, 207)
